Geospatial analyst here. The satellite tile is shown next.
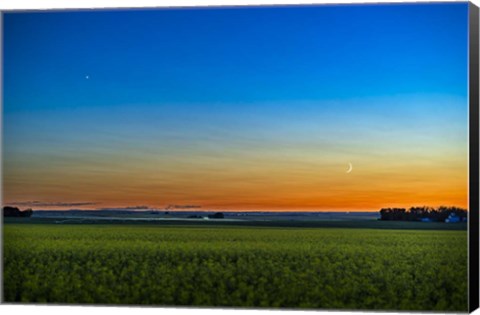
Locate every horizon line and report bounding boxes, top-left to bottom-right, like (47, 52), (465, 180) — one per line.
(8, 207), (469, 213)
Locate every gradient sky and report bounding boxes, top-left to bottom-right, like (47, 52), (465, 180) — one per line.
(2, 3), (470, 211)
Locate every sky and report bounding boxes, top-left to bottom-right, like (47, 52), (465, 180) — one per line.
(2, 3), (470, 211)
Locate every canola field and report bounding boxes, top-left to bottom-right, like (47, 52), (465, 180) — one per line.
(3, 224), (468, 311)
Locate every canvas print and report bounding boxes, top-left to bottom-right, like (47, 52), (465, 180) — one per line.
(1, 2), (477, 312)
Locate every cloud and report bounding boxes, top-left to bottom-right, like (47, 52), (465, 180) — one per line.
(165, 204), (202, 210)
(11, 201), (97, 207)
(125, 205), (149, 209)
(98, 206), (152, 211)
(98, 205), (150, 210)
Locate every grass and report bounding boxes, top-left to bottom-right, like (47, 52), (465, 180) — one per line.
(3, 223), (468, 311)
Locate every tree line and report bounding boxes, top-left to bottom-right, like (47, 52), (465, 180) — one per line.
(3, 206), (33, 217)
(379, 206), (467, 222)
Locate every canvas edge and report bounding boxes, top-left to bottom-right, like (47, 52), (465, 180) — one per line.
(0, 1), (472, 14)
(0, 9), (4, 305)
(469, 1), (480, 313)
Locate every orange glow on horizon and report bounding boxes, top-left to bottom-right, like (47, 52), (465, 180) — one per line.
(4, 150), (468, 211)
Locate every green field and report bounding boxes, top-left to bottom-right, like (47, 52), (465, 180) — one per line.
(3, 223), (468, 311)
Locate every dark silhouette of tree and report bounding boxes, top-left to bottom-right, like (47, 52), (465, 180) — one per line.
(208, 212), (224, 219)
(3, 206), (33, 217)
(21, 208), (33, 217)
(379, 208), (406, 221)
(379, 206), (467, 222)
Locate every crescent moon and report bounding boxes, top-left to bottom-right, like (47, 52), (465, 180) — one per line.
(346, 162), (353, 174)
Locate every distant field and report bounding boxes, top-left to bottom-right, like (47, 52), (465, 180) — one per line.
(3, 216), (468, 230)
(3, 223), (468, 311)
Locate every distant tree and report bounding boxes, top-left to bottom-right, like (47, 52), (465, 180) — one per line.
(379, 208), (406, 221)
(379, 208), (392, 221)
(408, 206), (434, 221)
(3, 206), (33, 217)
(21, 208), (33, 217)
(379, 206), (467, 222)
(208, 212), (224, 219)
(395, 208), (407, 221)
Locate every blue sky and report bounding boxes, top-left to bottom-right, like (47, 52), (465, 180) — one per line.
(2, 3), (471, 210)
(4, 4), (468, 108)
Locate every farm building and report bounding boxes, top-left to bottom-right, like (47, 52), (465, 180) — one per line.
(445, 213), (461, 223)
